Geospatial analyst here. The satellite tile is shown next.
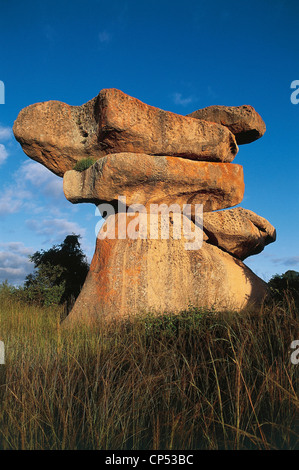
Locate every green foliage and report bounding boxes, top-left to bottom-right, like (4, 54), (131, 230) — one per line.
(24, 263), (66, 306)
(23, 234), (89, 307)
(268, 270), (299, 306)
(73, 157), (97, 172)
(0, 280), (27, 304)
(0, 280), (16, 296)
(138, 306), (215, 341)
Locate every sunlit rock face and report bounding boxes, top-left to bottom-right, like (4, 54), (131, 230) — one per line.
(13, 89), (274, 323)
(187, 104), (266, 145)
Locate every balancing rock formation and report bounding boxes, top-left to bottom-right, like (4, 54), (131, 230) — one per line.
(13, 88), (276, 323)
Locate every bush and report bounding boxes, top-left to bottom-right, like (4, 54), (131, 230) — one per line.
(23, 234), (89, 309)
(268, 270), (299, 307)
(73, 157), (97, 172)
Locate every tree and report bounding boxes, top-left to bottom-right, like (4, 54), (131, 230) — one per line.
(24, 235), (89, 307)
(268, 270), (299, 305)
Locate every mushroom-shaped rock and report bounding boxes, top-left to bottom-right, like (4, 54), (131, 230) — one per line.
(12, 89), (275, 324)
(187, 105), (266, 145)
(13, 88), (239, 177)
(63, 153), (245, 213)
(203, 207), (276, 260)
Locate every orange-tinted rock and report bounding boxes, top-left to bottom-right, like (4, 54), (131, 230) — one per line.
(63, 153), (245, 212)
(13, 89), (238, 177)
(13, 90), (274, 326)
(203, 207), (276, 260)
(96, 89), (238, 162)
(187, 105), (266, 144)
(13, 100), (92, 177)
(63, 213), (269, 325)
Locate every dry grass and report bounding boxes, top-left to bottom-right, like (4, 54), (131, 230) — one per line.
(0, 291), (298, 450)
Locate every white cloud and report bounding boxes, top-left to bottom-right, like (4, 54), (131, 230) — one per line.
(18, 161), (63, 197)
(0, 189), (23, 215)
(271, 256), (299, 266)
(0, 266), (31, 286)
(0, 186), (34, 215)
(42, 178), (64, 199)
(17, 161), (64, 200)
(0, 124), (13, 166)
(26, 218), (86, 244)
(0, 160), (65, 216)
(18, 160), (50, 185)
(0, 125), (12, 141)
(0, 251), (30, 270)
(0, 243), (34, 286)
(173, 92), (195, 107)
(0, 242), (33, 256)
(0, 144), (8, 165)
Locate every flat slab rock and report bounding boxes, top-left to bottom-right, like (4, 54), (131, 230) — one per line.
(203, 207), (276, 260)
(63, 213), (269, 325)
(63, 152), (245, 212)
(187, 105), (266, 145)
(13, 88), (239, 176)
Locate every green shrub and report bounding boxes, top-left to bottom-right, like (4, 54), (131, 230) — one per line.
(73, 157), (97, 172)
(268, 270), (299, 308)
(24, 234), (89, 308)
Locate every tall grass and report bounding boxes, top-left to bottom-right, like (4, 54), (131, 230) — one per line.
(0, 290), (298, 450)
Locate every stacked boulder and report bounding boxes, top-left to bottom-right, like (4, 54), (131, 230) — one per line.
(13, 89), (276, 323)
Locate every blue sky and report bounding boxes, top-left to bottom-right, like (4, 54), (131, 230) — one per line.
(0, 0), (298, 285)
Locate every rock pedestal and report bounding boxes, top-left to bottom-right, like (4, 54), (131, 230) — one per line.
(13, 89), (276, 323)
(62, 213), (269, 324)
